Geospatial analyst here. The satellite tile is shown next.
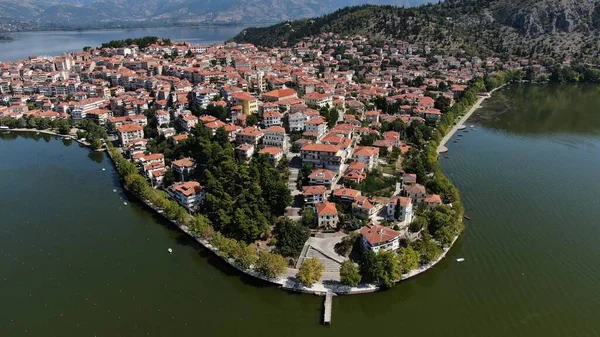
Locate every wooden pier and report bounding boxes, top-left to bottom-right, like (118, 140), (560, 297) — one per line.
(323, 292), (333, 325)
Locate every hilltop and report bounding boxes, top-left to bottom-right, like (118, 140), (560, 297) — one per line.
(233, 0), (600, 61)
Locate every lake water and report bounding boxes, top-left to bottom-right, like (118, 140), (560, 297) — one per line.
(0, 26), (249, 62)
(1, 84), (600, 336)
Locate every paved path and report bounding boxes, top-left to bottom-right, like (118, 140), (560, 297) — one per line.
(437, 85), (505, 153)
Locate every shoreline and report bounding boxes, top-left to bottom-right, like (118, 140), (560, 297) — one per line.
(7, 128), (99, 149)
(437, 84), (506, 153)
(104, 145), (460, 296)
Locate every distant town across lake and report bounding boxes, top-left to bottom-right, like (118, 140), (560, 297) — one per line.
(0, 26), (249, 62)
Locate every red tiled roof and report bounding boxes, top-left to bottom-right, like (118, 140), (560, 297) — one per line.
(361, 224), (400, 245)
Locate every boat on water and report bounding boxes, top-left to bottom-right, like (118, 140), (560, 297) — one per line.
(0, 126), (9, 131)
(464, 215), (472, 220)
(456, 258), (465, 262)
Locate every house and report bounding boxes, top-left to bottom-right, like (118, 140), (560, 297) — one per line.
(304, 118), (328, 140)
(117, 124), (144, 145)
(171, 157), (196, 182)
(263, 126), (288, 148)
(403, 183), (427, 205)
(365, 110), (380, 123)
(333, 187), (361, 203)
(235, 126), (264, 146)
(236, 143), (255, 159)
(85, 109), (112, 125)
(258, 146), (283, 164)
(231, 92), (258, 115)
(402, 173), (417, 186)
(262, 88), (298, 102)
(315, 201), (339, 228)
(303, 92), (332, 108)
(178, 115), (198, 132)
(300, 143), (343, 172)
(168, 181), (205, 212)
(288, 111), (308, 131)
(156, 109), (170, 126)
(387, 195), (414, 224)
(263, 111), (283, 127)
(302, 185), (328, 204)
(424, 194), (443, 208)
(360, 224), (400, 253)
(353, 195), (377, 219)
(308, 168), (338, 186)
(352, 146), (380, 171)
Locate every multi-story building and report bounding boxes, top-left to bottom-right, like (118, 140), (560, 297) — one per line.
(231, 92), (259, 115)
(168, 181), (205, 212)
(117, 124), (144, 145)
(263, 111), (283, 127)
(352, 146), (380, 171)
(360, 224), (400, 253)
(315, 201), (339, 228)
(302, 185), (328, 204)
(301, 143), (343, 172)
(171, 157), (196, 182)
(235, 126), (264, 146)
(303, 92), (332, 108)
(387, 195), (414, 225)
(263, 126), (287, 148)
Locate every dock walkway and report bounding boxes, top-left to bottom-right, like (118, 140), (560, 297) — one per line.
(324, 292), (334, 325)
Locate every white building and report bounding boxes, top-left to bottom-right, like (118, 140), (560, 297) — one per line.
(387, 195), (414, 225)
(352, 146), (380, 171)
(288, 111), (308, 132)
(168, 181), (205, 212)
(315, 201), (339, 228)
(117, 124), (144, 145)
(360, 224), (400, 253)
(263, 126), (288, 148)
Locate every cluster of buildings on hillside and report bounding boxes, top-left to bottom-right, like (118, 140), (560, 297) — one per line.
(0, 33), (529, 254)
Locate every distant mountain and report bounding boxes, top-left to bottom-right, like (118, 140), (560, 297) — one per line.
(233, 0), (600, 61)
(0, 0), (435, 31)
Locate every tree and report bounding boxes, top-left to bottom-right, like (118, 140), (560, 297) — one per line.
(255, 251), (287, 278)
(296, 257), (324, 287)
(246, 114), (259, 126)
(378, 250), (401, 288)
(340, 260), (361, 286)
(359, 250), (381, 283)
(334, 232), (359, 257)
(274, 218), (310, 258)
(232, 242), (258, 269)
(398, 246), (419, 274)
(301, 206), (316, 228)
(409, 216), (427, 233)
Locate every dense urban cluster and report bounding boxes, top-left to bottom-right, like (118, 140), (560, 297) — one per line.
(0, 33), (528, 289)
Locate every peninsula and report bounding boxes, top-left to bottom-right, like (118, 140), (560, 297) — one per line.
(1, 12), (593, 294)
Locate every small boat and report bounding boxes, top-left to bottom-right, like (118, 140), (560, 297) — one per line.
(102, 168), (106, 171)
(464, 215), (472, 220)
(123, 202), (128, 206)
(453, 140), (459, 143)
(112, 189), (117, 193)
(470, 125), (474, 128)
(457, 134), (463, 137)
(168, 248), (173, 253)
(456, 258), (465, 262)
(0, 126), (9, 131)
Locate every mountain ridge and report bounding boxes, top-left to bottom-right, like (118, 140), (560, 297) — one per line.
(233, 0), (600, 61)
(0, 0), (434, 31)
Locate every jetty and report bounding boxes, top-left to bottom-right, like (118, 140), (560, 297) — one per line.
(323, 292), (334, 325)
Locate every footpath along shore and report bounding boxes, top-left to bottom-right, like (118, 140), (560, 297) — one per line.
(8, 128), (95, 148)
(437, 85), (506, 154)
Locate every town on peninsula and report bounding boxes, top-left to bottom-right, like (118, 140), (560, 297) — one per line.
(0, 31), (555, 297)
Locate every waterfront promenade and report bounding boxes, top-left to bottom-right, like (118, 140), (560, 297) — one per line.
(437, 85), (505, 153)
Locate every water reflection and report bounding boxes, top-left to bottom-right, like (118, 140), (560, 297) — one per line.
(472, 84), (600, 135)
(87, 151), (104, 163)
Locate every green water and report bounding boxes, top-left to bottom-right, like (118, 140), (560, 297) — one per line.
(1, 84), (600, 336)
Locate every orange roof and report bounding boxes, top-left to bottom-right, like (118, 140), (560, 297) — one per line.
(117, 124), (143, 133)
(172, 157), (195, 168)
(140, 153), (164, 161)
(265, 126), (285, 133)
(170, 181), (203, 197)
(424, 194), (442, 204)
(333, 187), (361, 199)
(390, 195), (411, 207)
(238, 126), (263, 137)
(301, 143), (340, 153)
(302, 185), (328, 195)
(315, 201), (338, 216)
(353, 146), (379, 156)
(259, 146), (283, 156)
(308, 168), (337, 180)
(360, 224), (400, 245)
(263, 88), (297, 98)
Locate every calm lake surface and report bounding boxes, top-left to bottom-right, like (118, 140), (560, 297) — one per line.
(0, 26), (249, 62)
(2, 84), (600, 336)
